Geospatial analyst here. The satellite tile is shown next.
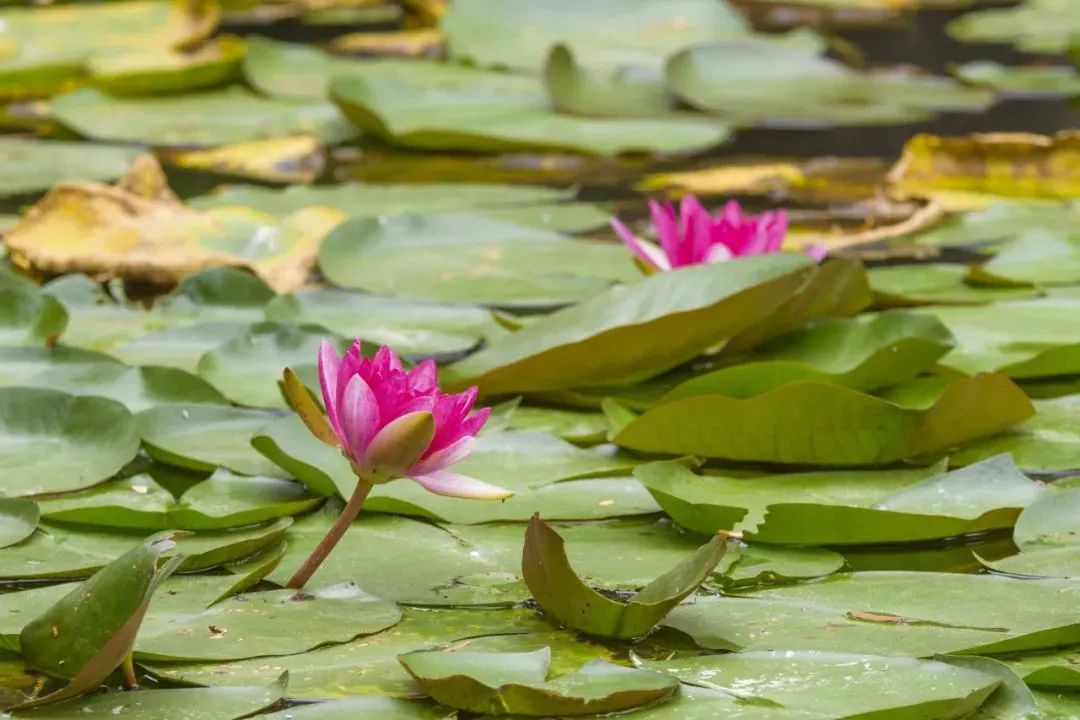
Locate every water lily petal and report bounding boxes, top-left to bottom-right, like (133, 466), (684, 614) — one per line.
(318, 340), (344, 438)
(409, 470), (514, 500)
(410, 435), (476, 476)
(340, 373), (380, 462)
(650, 199), (683, 265)
(704, 242), (734, 264)
(611, 216), (669, 271)
(361, 410), (435, 479)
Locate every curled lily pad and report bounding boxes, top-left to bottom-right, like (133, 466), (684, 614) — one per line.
(522, 516), (726, 640)
(543, 44), (674, 118)
(88, 35), (245, 97)
(399, 647), (678, 716)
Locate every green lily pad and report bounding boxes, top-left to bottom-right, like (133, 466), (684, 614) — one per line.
(25, 361), (225, 412)
(667, 41), (993, 127)
(89, 35), (246, 97)
(256, 697), (447, 720)
(0, 139), (142, 198)
(139, 404), (285, 477)
(938, 655), (1041, 720)
(522, 515), (726, 639)
(664, 571), (1080, 657)
(328, 60), (729, 156)
(442, 0), (748, 72)
(399, 648), (677, 716)
(0, 387), (140, 496)
(147, 607), (555, 697)
(952, 396), (1080, 473)
(955, 61), (1080, 100)
(1015, 486), (1080, 550)
(135, 582), (401, 662)
(505, 405), (609, 443)
(637, 454), (1043, 544)
(616, 374), (1034, 465)
(719, 543), (845, 588)
(18, 532), (182, 708)
(110, 323), (249, 372)
(1002, 647), (1080, 690)
(0, 346), (114, 387)
(663, 310), (954, 400)
(968, 231), (1080, 287)
(318, 215), (637, 307)
(948, 0), (1079, 54)
(447, 254), (814, 395)
(264, 289), (497, 358)
(39, 469), (319, 531)
(0, 288), (68, 347)
(12, 678), (287, 720)
(51, 87), (356, 147)
(907, 202), (1080, 250)
(646, 651), (1000, 719)
(543, 44), (675, 118)
(0, 498), (37, 549)
(0, 519), (290, 580)
(869, 264), (1041, 307)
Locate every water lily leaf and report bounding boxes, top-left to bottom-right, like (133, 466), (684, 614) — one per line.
(329, 60), (729, 155)
(264, 288), (497, 357)
(257, 697), (446, 720)
(543, 44), (674, 118)
(0, 346), (113, 387)
(399, 648), (677, 716)
(1014, 485), (1080, 551)
(0, 387), (139, 496)
(196, 323), (343, 409)
(159, 134), (325, 184)
(953, 396), (1080, 473)
(318, 214), (637, 307)
(0, 519), (290, 581)
(139, 404), (285, 477)
(148, 607), (565, 697)
(888, 131), (1080, 210)
(1002, 647), (1080, 690)
(505, 406), (608, 443)
(135, 582), (400, 662)
(25, 361), (225, 412)
(667, 41), (992, 128)
(522, 515), (726, 639)
(0, 498), (37, 549)
(442, 0), (748, 72)
(0, 287), (67, 347)
(638, 454), (1042, 544)
(89, 35), (245, 96)
(664, 310), (954, 400)
(617, 374), (1033, 465)
(968, 230), (1080, 287)
(948, 0), (1079, 54)
(954, 61), (1080, 100)
(869, 264), (1041, 306)
(0, 139), (142, 197)
(937, 655), (1042, 720)
(446, 254), (814, 395)
(663, 571), (1080, 657)
(17, 532), (182, 708)
(13, 677), (287, 720)
(40, 469), (319, 531)
(647, 651), (1000, 719)
(109, 323), (249, 372)
(52, 87), (356, 147)
(719, 543), (844, 588)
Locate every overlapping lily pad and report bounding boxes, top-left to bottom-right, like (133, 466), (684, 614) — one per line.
(139, 404), (285, 476)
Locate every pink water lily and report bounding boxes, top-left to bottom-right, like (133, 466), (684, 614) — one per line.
(611, 196), (825, 272)
(317, 341), (508, 499)
(282, 340), (510, 589)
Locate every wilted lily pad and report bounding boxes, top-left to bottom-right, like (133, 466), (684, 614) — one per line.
(399, 647), (677, 716)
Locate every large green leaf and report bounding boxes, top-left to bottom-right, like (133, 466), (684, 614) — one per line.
(0, 288), (68, 347)
(637, 454), (1043, 544)
(1002, 647), (1080, 690)
(0, 139), (141, 198)
(0, 387), (140, 496)
(51, 87), (356, 147)
(139, 404), (285, 477)
(329, 60), (729, 156)
(968, 231), (1080, 287)
(646, 652), (1000, 719)
(948, 0), (1079, 53)
(317, 215), (637, 307)
(24, 361), (225, 412)
(616, 374), (1034, 465)
(399, 648), (677, 716)
(256, 697), (447, 720)
(952, 396), (1080, 473)
(0, 346), (113, 387)
(522, 516), (726, 639)
(663, 310), (954, 400)
(18, 533), (183, 707)
(664, 571), (1080, 656)
(544, 44), (675, 118)
(869, 264), (1043, 307)
(0, 498), (38, 549)
(446, 254), (814, 395)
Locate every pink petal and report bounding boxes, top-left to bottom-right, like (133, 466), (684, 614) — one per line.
(411, 435), (476, 476)
(684, 198), (713, 265)
(339, 374), (380, 461)
(805, 244), (828, 262)
(611, 217), (668, 271)
(648, 199), (682, 266)
(762, 210), (788, 252)
(721, 199), (744, 225)
(336, 341), (365, 420)
(459, 405), (491, 438)
(409, 470), (513, 500)
(704, 242), (734, 264)
(317, 340), (344, 439)
(407, 359), (438, 393)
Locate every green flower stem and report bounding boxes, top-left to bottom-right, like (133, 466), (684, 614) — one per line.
(286, 480), (374, 590)
(122, 653), (138, 690)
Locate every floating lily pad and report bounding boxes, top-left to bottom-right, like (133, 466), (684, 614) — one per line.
(968, 231), (1080, 287)
(400, 648), (677, 716)
(26, 362), (225, 412)
(89, 35), (246, 97)
(1002, 647), (1080, 690)
(318, 214), (637, 307)
(52, 87), (356, 147)
(952, 396), (1080, 473)
(0, 288), (68, 347)
(948, 0), (1080, 54)
(0, 387), (140, 496)
(110, 323), (250, 373)
(0, 498), (37, 549)
(544, 44), (675, 118)
(869, 264), (1041, 307)
(664, 571), (1080, 656)
(447, 254), (814, 394)
(139, 404), (285, 477)
(617, 374), (1033, 466)
(256, 697), (448, 720)
(522, 516), (726, 639)
(0, 346), (113, 387)
(954, 61), (1080, 100)
(0, 139), (142, 198)
(505, 406), (609, 443)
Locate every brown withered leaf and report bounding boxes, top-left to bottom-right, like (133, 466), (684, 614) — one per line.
(5, 154), (343, 291)
(328, 28), (444, 58)
(158, 135), (325, 184)
(887, 130), (1080, 210)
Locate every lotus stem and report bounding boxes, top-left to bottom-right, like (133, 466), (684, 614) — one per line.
(285, 480), (374, 590)
(121, 653), (138, 690)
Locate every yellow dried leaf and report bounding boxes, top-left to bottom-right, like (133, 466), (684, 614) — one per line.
(888, 130), (1080, 211)
(328, 28), (444, 58)
(638, 162), (805, 197)
(158, 135), (324, 183)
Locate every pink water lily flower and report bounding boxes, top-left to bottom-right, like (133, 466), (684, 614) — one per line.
(611, 196), (825, 271)
(318, 341), (510, 500)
